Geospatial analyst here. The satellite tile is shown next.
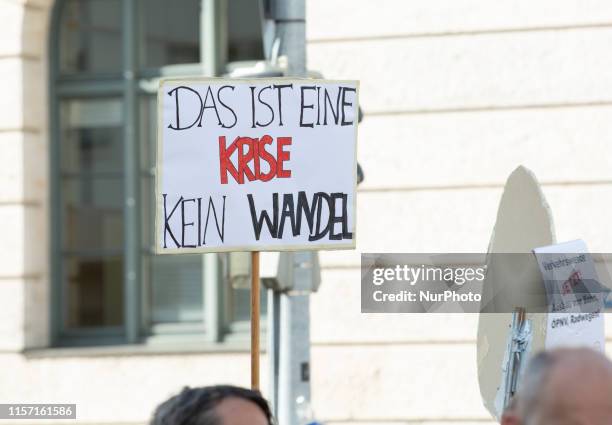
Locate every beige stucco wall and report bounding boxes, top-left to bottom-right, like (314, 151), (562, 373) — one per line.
(0, 0), (612, 424)
(0, 0), (50, 351)
(307, 1), (612, 423)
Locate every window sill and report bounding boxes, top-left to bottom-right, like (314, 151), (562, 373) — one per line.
(23, 339), (263, 359)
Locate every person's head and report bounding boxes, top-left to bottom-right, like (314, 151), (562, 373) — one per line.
(502, 348), (612, 425)
(151, 385), (273, 425)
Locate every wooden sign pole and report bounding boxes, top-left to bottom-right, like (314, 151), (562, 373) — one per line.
(251, 251), (261, 390)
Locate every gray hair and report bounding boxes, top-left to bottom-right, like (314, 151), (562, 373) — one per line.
(516, 351), (559, 424)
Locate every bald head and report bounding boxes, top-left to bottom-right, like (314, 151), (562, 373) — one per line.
(504, 348), (612, 425)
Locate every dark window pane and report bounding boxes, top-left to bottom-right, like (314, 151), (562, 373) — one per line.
(140, 96), (156, 172)
(228, 0), (265, 62)
(59, 0), (122, 75)
(226, 254), (267, 323)
(144, 255), (205, 324)
(61, 99), (123, 174)
(64, 255), (123, 328)
(62, 177), (123, 251)
(228, 286), (267, 323)
(141, 177), (154, 249)
(141, 176), (205, 326)
(142, 0), (200, 68)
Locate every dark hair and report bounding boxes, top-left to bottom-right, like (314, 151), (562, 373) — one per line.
(151, 385), (273, 425)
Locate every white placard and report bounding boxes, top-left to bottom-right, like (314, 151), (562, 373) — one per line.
(156, 78), (359, 253)
(533, 240), (605, 352)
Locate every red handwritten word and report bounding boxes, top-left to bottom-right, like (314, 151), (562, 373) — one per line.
(219, 135), (291, 184)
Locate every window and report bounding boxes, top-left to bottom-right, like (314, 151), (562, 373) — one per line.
(50, 0), (267, 346)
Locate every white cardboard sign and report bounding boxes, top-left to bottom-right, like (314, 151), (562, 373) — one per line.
(533, 240), (605, 352)
(156, 78), (359, 254)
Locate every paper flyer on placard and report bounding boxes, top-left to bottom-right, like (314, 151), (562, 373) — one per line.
(533, 240), (606, 352)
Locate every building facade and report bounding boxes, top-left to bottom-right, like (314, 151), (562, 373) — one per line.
(1, 0), (612, 424)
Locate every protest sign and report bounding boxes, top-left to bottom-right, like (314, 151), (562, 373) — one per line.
(156, 78), (359, 254)
(533, 240), (606, 352)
